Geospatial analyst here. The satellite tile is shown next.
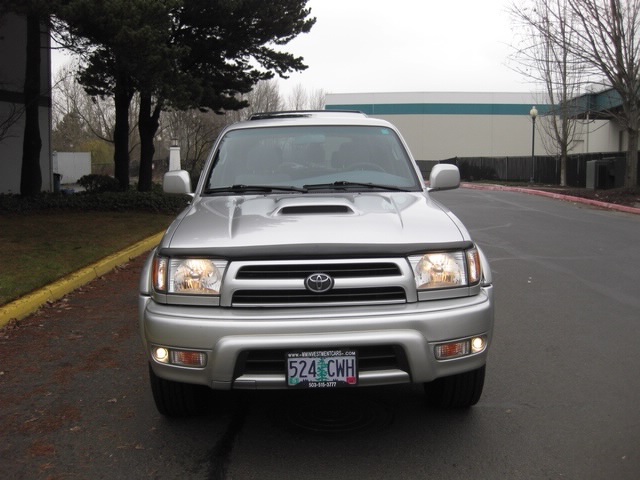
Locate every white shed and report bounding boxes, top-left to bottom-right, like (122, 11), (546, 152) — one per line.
(52, 152), (91, 184)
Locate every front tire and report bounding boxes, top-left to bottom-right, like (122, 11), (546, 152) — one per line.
(149, 364), (210, 417)
(424, 365), (486, 408)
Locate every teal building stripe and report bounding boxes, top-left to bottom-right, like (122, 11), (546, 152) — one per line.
(326, 103), (550, 116)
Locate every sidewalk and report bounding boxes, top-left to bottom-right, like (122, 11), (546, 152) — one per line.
(462, 182), (640, 215)
(2, 184), (638, 329)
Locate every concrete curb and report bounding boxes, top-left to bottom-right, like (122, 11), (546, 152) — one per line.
(461, 183), (640, 215)
(0, 231), (165, 329)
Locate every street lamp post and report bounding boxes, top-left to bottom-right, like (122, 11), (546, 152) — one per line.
(530, 106), (538, 183)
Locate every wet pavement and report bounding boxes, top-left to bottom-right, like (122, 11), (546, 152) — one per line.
(0, 256), (231, 479)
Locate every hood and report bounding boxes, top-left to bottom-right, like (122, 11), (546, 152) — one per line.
(161, 192), (471, 258)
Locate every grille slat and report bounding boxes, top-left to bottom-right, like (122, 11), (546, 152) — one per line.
(237, 262), (401, 279)
(232, 287), (406, 305)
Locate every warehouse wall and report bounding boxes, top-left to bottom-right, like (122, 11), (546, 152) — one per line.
(325, 92), (617, 162)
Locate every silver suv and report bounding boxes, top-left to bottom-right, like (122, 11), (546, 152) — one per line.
(139, 111), (494, 416)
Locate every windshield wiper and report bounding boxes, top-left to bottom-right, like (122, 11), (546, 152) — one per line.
(304, 181), (411, 192)
(204, 184), (308, 194)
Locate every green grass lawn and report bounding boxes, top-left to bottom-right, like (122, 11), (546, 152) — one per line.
(0, 211), (174, 305)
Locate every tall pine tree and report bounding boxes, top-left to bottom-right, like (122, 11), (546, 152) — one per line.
(57, 0), (315, 191)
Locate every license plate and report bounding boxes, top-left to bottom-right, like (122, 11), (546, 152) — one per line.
(286, 349), (358, 388)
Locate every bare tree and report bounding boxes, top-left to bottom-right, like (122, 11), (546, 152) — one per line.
(52, 63), (115, 143)
(247, 79), (284, 114)
(563, 0), (640, 188)
(286, 83), (308, 110)
(223, 79), (285, 124)
(307, 88), (326, 110)
(51, 63), (140, 175)
(284, 84), (326, 110)
(163, 109), (227, 179)
(516, 0), (640, 188)
(511, 0), (587, 186)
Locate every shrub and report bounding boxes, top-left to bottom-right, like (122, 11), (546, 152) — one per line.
(77, 174), (121, 193)
(0, 190), (190, 214)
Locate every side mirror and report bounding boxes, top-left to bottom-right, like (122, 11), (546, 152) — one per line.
(164, 170), (192, 195)
(428, 164), (460, 191)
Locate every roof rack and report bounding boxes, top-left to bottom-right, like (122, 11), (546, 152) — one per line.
(248, 110), (367, 121)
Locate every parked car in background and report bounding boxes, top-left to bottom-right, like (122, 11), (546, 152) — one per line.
(139, 110), (494, 416)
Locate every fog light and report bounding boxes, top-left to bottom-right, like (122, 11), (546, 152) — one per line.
(153, 347), (170, 364)
(471, 336), (486, 354)
(435, 341), (470, 360)
(152, 346), (207, 367)
(171, 350), (207, 367)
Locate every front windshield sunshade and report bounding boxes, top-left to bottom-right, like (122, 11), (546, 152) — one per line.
(204, 125), (421, 193)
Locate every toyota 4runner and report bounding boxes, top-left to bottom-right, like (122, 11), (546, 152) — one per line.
(139, 111), (494, 416)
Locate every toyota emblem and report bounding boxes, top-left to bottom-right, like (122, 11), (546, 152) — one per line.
(305, 273), (334, 293)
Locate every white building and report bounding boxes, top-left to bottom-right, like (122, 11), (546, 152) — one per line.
(52, 152), (91, 184)
(0, 12), (52, 194)
(325, 92), (621, 162)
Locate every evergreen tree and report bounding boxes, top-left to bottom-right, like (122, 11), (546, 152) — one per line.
(52, 111), (91, 151)
(316, 358), (329, 382)
(57, 0), (315, 191)
(57, 0), (176, 190)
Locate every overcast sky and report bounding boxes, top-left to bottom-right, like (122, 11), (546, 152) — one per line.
(52, 0), (533, 97)
(277, 0), (531, 96)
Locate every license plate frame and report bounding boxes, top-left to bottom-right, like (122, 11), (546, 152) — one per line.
(286, 349), (358, 388)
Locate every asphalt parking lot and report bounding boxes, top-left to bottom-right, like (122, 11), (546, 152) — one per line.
(2, 187), (639, 479)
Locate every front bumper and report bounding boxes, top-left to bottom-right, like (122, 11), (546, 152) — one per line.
(139, 286), (494, 390)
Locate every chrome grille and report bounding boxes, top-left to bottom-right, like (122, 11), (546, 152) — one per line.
(236, 262), (401, 279)
(221, 258), (417, 307)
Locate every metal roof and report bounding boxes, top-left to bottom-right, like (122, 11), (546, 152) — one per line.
(567, 88), (623, 120)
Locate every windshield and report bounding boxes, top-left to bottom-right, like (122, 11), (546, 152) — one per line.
(204, 125), (422, 193)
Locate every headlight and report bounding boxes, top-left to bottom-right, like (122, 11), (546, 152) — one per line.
(153, 256), (227, 295)
(409, 248), (481, 290)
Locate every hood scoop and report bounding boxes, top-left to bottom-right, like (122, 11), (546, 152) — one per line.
(276, 204), (355, 216)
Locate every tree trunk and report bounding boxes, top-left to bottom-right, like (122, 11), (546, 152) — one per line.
(113, 70), (134, 191)
(20, 13), (42, 196)
(625, 128), (639, 188)
(138, 92), (161, 192)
